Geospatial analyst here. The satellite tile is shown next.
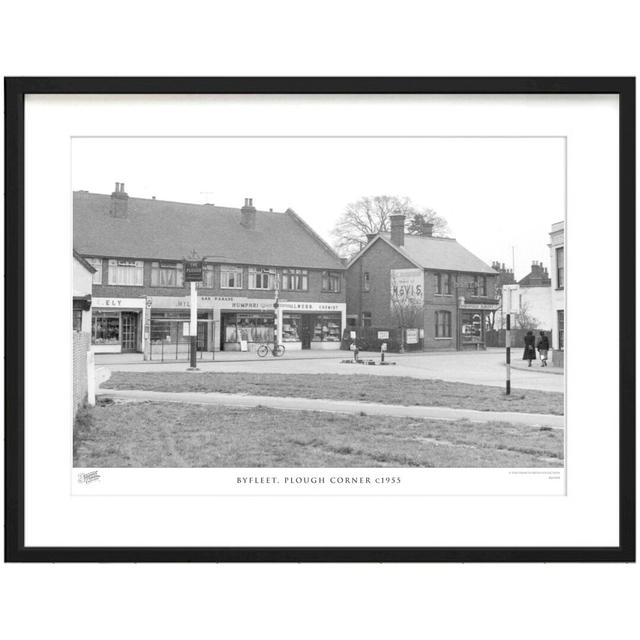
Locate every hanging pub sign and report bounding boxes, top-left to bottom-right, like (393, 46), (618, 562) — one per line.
(184, 259), (204, 282)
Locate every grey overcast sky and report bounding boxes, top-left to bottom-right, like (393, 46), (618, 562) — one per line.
(72, 137), (564, 279)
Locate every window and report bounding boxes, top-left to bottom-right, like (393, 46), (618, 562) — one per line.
(362, 311), (372, 327)
(220, 265), (243, 289)
(282, 314), (301, 342)
(557, 310), (564, 350)
(479, 276), (487, 296)
(92, 311), (120, 345)
(202, 263), (216, 288)
(435, 273), (452, 295)
(556, 247), (564, 288)
(108, 259), (144, 286)
(86, 257), (103, 285)
(435, 311), (452, 338)
(362, 271), (371, 292)
(312, 314), (342, 342)
(443, 273), (452, 295)
(282, 268), (308, 291)
(151, 261), (183, 287)
(321, 270), (341, 293)
(248, 267), (275, 290)
(73, 309), (83, 332)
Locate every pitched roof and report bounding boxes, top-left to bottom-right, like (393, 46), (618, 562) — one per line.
(349, 233), (496, 275)
(73, 249), (96, 273)
(73, 191), (344, 270)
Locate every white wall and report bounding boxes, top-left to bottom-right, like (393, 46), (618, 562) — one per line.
(549, 222), (565, 350)
(73, 256), (94, 333)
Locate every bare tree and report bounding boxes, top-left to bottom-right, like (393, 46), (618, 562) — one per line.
(331, 195), (450, 257)
(513, 300), (540, 330)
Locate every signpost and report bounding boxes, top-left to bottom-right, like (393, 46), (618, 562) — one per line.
(184, 258), (204, 370)
(503, 285), (520, 395)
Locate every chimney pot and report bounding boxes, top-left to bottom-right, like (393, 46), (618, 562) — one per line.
(389, 213), (406, 247)
(110, 181), (129, 218)
(240, 197), (257, 229)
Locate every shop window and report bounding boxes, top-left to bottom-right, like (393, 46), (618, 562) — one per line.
(220, 265), (243, 289)
(151, 261), (184, 287)
(248, 267), (275, 290)
(223, 313), (275, 343)
(321, 271), (341, 293)
(556, 247), (564, 289)
(312, 314), (342, 342)
(362, 271), (371, 292)
(435, 311), (452, 338)
(282, 314), (301, 342)
(282, 268), (308, 291)
(108, 259), (144, 286)
(92, 311), (120, 345)
(362, 311), (372, 327)
(86, 257), (103, 285)
(557, 310), (564, 350)
(461, 311), (482, 343)
(73, 309), (83, 332)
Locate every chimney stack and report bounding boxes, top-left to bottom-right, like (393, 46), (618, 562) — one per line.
(422, 222), (434, 237)
(110, 182), (129, 218)
(389, 213), (406, 247)
(366, 232), (378, 244)
(240, 197), (256, 229)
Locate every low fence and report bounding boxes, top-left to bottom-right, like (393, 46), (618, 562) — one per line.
(149, 318), (216, 362)
(340, 327), (423, 353)
(485, 328), (553, 348)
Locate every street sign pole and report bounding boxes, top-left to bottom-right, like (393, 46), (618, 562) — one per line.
(188, 280), (198, 370)
(184, 256), (204, 371)
(505, 312), (511, 395)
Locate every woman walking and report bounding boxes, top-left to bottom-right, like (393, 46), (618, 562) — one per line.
(522, 330), (536, 367)
(537, 331), (550, 367)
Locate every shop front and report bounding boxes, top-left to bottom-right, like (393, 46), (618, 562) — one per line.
(146, 295), (346, 354)
(458, 298), (500, 351)
(90, 297), (146, 353)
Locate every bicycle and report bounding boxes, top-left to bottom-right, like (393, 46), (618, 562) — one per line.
(257, 343), (286, 358)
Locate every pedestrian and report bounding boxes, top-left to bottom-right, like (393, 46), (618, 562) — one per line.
(522, 330), (536, 367)
(537, 330), (550, 367)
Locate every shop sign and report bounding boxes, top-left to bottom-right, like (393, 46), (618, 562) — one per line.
(459, 303), (500, 311)
(93, 297), (146, 309)
(406, 328), (419, 344)
(184, 260), (204, 282)
(377, 330), (389, 340)
(390, 269), (424, 309)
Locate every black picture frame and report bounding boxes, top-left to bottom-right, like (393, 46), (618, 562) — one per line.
(4, 77), (635, 563)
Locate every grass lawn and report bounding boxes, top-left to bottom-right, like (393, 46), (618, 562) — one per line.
(102, 371), (564, 415)
(74, 401), (564, 468)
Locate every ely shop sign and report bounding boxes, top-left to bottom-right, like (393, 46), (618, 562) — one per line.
(390, 269), (424, 308)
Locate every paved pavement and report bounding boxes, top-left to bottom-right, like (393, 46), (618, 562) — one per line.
(96, 348), (564, 393)
(97, 387), (564, 428)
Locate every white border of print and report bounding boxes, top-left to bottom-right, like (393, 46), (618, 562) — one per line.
(24, 94), (618, 548)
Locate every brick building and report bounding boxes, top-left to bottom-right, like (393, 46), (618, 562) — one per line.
(345, 214), (499, 350)
(549, 220), (565, 366)
(74, 183), (346, 357)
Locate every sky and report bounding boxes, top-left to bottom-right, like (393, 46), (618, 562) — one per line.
(72, 137), (565, 279)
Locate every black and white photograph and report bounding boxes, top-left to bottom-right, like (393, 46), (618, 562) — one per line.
(72, 135), (566, 473)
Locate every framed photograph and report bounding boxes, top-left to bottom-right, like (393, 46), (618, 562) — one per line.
(5, 77), (635, 562)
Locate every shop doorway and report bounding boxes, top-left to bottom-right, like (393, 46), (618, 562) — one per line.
(121, 312), (138, 352)
(300, 315), (313, 349)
